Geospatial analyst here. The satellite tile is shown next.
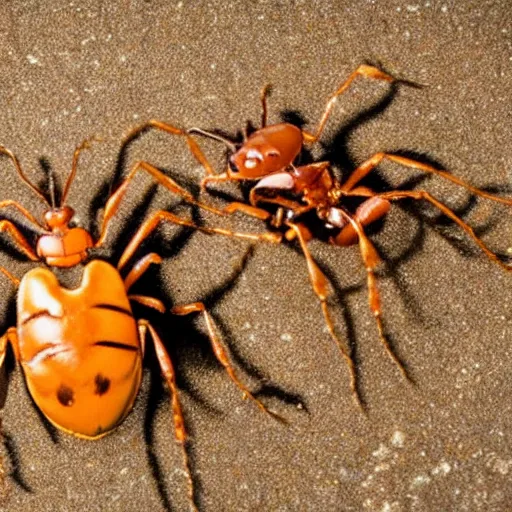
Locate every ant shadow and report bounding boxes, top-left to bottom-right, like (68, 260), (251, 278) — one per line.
(289, 80), (510, 398)
(0, 142), (303, 511)
(113, 135), (304, 511)
(282, 81), (511, 399)
(0, 299), (36, 493)
(0, 73), (509, 510)
(182, 76), (511, 406)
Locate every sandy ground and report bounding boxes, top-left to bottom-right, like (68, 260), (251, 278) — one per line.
(0, 1), (511, 511)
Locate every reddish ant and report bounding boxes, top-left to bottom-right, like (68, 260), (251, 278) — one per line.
(0, 140), (281, 510)
(123, 64), (512, 408)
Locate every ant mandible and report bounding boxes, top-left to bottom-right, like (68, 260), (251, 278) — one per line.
(122, 65), (512, 408)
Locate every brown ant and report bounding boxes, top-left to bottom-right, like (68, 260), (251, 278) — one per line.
(123, 65), (512, 408)
(0, 139), (286, 510)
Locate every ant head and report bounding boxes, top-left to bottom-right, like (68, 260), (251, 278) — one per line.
(229, 123), (303, 179)
(230, 145), (282, 179)
(44, 206), (75, 229)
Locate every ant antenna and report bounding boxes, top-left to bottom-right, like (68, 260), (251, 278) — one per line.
(0, 146), (50, 208)
(187, 128), (237, 152)
(61, 136), (101, 206)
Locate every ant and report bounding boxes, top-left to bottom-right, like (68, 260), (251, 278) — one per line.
(0, 140), (281, 511)
(122, 64), (512, 408)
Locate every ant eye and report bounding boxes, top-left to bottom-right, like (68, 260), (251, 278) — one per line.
(267, 150), (280, 158)
(228, 159), (239, 173)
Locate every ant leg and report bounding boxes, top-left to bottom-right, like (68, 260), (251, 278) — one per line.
(342, 153), (512, 207)
(0, 220), (39, 261)
(125, 120), (219, 176)
(332, 196), (392, 247)
(200, 170), (258, 188)
(96, 160), (228, 248)
(222, 202), (272, 220)
(138, 319), (197, 512)
(377, 190), (512, 271)
(185, 127), (238, 180)
(0, 327), (18, 369)
(0, 333), (6, 370)
(0, 201), (45, 230)
(0, 146), (50, 207)
(117, 210), (282, 271)
(285, 221), (362, 409)
(171, 302), (285, 422)
(61, 136), (102, 205)
(331, 209), (412, 382)
(0, 203), (43, 281)
(124, 253), (165, 312)
(302, 65), (395, 144)
(0, 267), (20, 287)
(223, 201), (297, 231)
(249, 190), (307, 211)
(284, 222), (313, 242)
(129, 295), (165, 313)
(185, 128), (265, 187)
(123, 252), (162, 291)
(124, 119), (185, 142)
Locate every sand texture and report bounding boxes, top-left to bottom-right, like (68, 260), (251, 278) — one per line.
(0, 1), (511, 511)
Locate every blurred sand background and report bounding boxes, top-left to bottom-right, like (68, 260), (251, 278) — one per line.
(0, 1), (511, 511)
